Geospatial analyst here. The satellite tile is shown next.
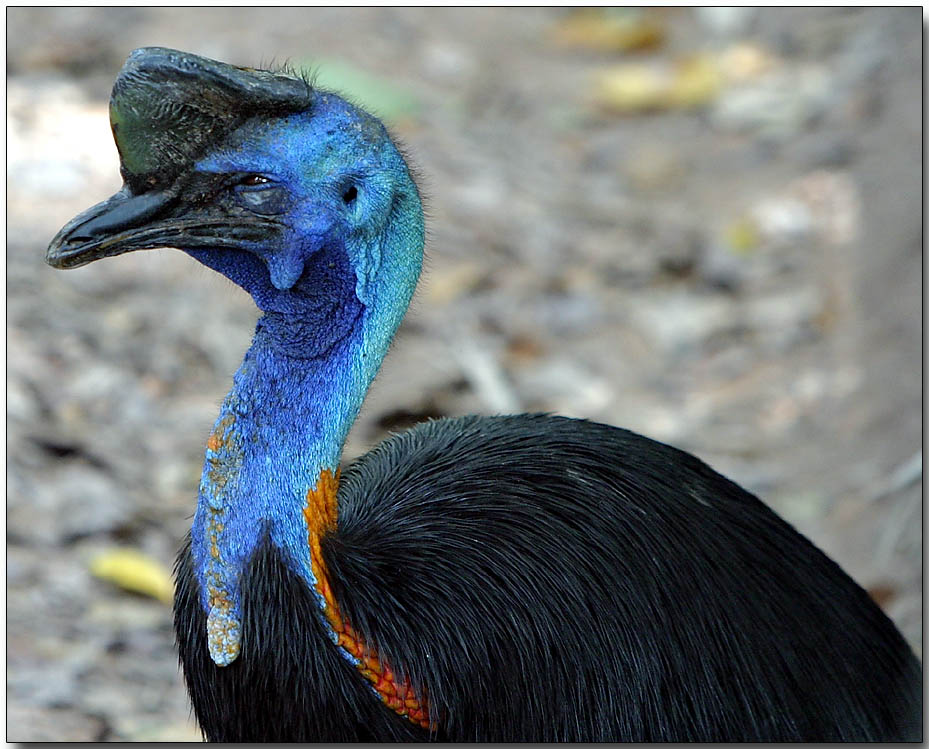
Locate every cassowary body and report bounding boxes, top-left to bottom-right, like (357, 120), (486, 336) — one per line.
(48, 48), (921, 742)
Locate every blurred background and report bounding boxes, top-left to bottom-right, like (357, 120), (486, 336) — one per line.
(7, 7), (921, 741)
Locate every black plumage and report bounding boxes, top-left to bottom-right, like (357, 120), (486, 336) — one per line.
(177, 414), (921, 741)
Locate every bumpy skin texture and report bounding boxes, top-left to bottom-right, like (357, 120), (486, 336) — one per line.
(175, 414), (922, 742)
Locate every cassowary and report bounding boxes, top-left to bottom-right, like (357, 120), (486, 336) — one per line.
(47, 48), (921, 742)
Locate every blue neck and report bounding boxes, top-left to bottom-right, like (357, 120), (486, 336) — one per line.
(189, 216), (422, 666)
(191, 321), (358, 667)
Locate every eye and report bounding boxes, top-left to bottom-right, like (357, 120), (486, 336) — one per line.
(342, 185), (358, 204)
(233, 175), (289, 215)
(240, 174), (270, 187)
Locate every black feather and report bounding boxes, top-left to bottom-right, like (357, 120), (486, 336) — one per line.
(175, 531), (427, 742)
(176, 413), (922, 741)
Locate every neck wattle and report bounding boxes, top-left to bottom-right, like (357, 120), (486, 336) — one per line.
(184, 189), (431, 726)
(188, 189), (424, 669)
(190, 297), (377, 667)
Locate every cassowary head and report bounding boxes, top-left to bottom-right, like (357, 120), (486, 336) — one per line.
(47, 47), (424, 332)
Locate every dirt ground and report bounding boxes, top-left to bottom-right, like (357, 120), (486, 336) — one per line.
(7, 7), (922, 741)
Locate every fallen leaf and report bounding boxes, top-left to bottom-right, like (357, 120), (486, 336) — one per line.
(594, 54), (722, 114)
(724, 216), (761, 255)
(667, 55), (723, 109)
(90, 548), (174, 605)
(718, 42), (778, 83)
(551, 8), (666, 53)
(594, 63), (668, 113)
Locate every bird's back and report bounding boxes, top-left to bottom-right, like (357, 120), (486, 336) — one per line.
(176, 413), (920, 741)
(324, 414), (921, 741)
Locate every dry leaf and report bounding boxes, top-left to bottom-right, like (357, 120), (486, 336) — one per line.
(551, 8), (665, 53)
(594, 54), (722, 114)
(667, 55), (723, 110)
(90, 548), (174, 605)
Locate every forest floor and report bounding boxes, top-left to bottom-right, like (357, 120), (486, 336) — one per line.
(7, 7), (921, 740)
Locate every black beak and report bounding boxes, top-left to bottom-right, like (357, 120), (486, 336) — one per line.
(46, 46), (311, 270)
(46, 188), (178, 269)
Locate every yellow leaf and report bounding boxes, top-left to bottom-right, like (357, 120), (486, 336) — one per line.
(594, 55), (721, 114)
(551, 8), (666, 53)
(594, 63), (669, 113)
(718, 42), (778, 83)
(724, 216), (761, 255)
(668, 55), (723, 110)
(90, 548), (174, 605)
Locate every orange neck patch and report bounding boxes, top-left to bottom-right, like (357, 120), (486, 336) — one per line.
(305, 469), (433, 731)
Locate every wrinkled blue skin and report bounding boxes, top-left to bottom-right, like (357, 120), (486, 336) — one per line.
(186, 92), (424, 665)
